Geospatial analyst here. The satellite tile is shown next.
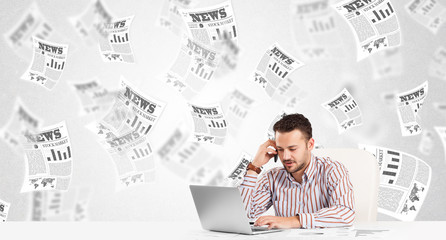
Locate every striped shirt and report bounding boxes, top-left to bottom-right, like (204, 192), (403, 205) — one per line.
(239, 153), (355, 229)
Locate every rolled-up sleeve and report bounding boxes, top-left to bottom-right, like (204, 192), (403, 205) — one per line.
(238, 173), (273, 220)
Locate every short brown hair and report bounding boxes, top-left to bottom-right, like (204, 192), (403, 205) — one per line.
(273, 113), (312, 141)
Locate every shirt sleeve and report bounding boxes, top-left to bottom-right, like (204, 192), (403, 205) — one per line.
(299, 161), (356, 228)
(238, 172), (273, 220)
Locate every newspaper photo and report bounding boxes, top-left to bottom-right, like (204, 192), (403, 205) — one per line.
(100, 77), (165, 137)
(322, 88), (362, 133)
(359, 144), (432, 221)
(68, 78), (117, 116)
(225, 152), (252, 187)
(0, 199), (10, 222)
(3, 2), (57, 60)
(157, 0), (196, 36)
(428, 46), (446, 81)
(396, 81), (428, 136)
(98, 16), (135, 63)
(189, 103), (228, 145)
(20, 121), (73, 192)
(334, 0), (401, 61)
(69, 0), (115, 46)
(21, 37), (69, 90)
(418, 130), (434, 156)
(252, 43), (304, 97)
(179, 0), (238, 45)
(221, 88), (255, 137)
(290, 0), (343, 61)
(405, 0), (446, 34)
(0, 98), (42, 155)
(370, 48), (403, 80)
(163, 35), (220, 100)
(92, 124), (156, 191)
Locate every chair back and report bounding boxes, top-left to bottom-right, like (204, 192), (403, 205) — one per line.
(312, 148), (379, 222)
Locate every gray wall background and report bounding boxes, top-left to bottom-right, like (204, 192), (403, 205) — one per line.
(0, 0), (445, 221)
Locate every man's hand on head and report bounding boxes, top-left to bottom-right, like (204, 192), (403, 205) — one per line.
(252, 139), (277, 169)
(254, 215), (302, 229)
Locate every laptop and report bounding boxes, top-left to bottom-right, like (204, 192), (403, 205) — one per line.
(189, 185), (282, 235)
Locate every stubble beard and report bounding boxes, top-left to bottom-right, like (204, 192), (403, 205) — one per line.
(284, 161), (306, 173)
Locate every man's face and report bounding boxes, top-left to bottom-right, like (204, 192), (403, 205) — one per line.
(275, 129), (314, 174)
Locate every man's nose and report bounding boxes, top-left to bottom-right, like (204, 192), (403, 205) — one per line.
(283, 149), (291, 160)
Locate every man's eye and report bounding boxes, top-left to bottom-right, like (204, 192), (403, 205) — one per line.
(278, 149), (284, 152)
(290, 149), (296, 151)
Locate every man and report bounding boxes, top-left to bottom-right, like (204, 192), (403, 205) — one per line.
(239, 113), (355, 229)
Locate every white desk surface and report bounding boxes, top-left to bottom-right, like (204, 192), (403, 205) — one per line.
(1, 221), (444, 239)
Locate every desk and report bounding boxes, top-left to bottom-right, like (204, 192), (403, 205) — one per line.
(1, 221), (443, 239)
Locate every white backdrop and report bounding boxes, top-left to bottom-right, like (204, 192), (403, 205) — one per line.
(0, 0), (445, 221)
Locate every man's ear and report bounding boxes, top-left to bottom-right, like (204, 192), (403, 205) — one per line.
(307, 138), (315, 151)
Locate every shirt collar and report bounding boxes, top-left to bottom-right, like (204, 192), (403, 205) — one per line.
(286, 153), (317, 184)
(304, 153), (317, 182)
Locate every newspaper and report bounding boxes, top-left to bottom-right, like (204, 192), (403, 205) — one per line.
(28, 191), (66, 221)
(21, 37), (69, 90)
(91, 122), (156, 191)
(68, 78), (117, 116)
(0, 199), (10, 222)
(189, 103), (228, 145)
(273, 78), (309, 111)
(163, 35), (220, 100)
(225, 152), (252, 187)
(189, 155), (224, 184)
(418, 130), (434, 156)
(20, 121), (73, 192)
(98, 16), (135, 63)
(221, 88), (255, 136)
(359, 144), (432, 221)
(370, 48), (403, 80)
(435, 127), (446, 162)
(396, 81), (428, 136)
(291, 0), (343, 60)
(157, 121), (221, 183)
(428, 46), (446, 81)
(334, 0), (401, 61)
(179, 0), (238, 45)
(322, 88), (362, 133)
(73, 187), (92, 221)
(252, 43), (304, 97)
(267, 112), (288, 140)
(433, 102), (446, 119)
(100, 77), (165, 136)
(406, 0), (446, 34)
(157, 0), (196, 36)
(0, 98), (42, 155)
(3, 2), (57, 60)
(213, 35), (240, 78)
(69, 0), (115, 46)
(381, 91), (397, 108)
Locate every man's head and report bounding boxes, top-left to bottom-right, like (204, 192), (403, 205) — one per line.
(273, 113), (314, 174)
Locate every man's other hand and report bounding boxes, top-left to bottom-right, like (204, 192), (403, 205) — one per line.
(254, 215), (302, 229)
